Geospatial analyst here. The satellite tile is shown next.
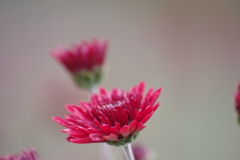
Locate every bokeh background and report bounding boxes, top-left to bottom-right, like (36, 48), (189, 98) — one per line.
(1, 0), (240, 160)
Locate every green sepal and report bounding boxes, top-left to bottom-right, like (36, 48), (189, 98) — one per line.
(106, 132), (139, 147)
(72, 67), (103, 90)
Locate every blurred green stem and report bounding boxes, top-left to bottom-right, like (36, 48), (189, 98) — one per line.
(122, 143), (135, 160)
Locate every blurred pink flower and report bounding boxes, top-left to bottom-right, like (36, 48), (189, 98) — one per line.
(51, 39), (107, 89)
(53, 82), (162, 146)
(51, 39), (107, 73)
(0, 147), (40, 160)
(235, 82), (240, 121)
(132, 143), (156, 160)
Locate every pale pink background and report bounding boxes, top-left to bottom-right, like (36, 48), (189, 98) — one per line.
(0, 0), (240, 160)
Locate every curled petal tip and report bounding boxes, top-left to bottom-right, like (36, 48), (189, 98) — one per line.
(65, 104), (77, 112)
(52, 117), (62, 123)
(138, 82), (145, 93)
(52, 116), (59, 121)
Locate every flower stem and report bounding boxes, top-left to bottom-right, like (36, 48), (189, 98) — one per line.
(122, 143), (135, 160)
(100, 143), (113, 160)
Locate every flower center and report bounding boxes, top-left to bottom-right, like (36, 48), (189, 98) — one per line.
(92, 98), (135, 127)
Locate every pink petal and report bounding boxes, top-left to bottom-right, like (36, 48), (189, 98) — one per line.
(68, 132), (88, 138)
(129, 120), (138, 134)
(141, 106), (153, 118)
(152, 102), (160, 111)
(104, 133), (119, 141)
(74, 126), (88, 132)
(68, 137), (93, 143)
(138, 82), (145, 94)
(148, 88), (162, 105)
(86, 127), (102, 134)
(114, 122), (121, 130)
(93, 118), (102, 128)
(90, 95), (100, 105)
(99, 88), (110, 102)
(66, 104), (76, 113)
(100, 124), (111, 134)
(61, 129), (70, 133)
(89, 133), (106, 142)
(140, 112), (154, 124)
(119, 125), (130, 137)
(134, 110), (143, 122)
(80, 101), (92, 111)
(110, 126), (119, 136)
(100, 87), (108, 95)
(71, 106), (95, 125)
(52, 117), (69, 128)
(141, 88), (154, 109)
(67, 130), (89, 138)
(111, 88), (119, 99)
(132, 123), (146, 135)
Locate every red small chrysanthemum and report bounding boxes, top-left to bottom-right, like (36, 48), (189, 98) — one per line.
(51, 39), (107, 73)
(235, 82), (240, 117)
(53, 82), (162, 146)
(0, 147), (40, 160)
(51, 39), (107, 89)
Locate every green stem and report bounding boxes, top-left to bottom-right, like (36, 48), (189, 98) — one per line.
(122, 143), (135, 160)
(101, 143), (113, 160)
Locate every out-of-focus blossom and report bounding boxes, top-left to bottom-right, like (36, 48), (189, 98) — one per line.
(0, 147), (40, 160)
(132, 143), (156, 160)
(53, 82), (162, 146)
(51, 39), (107, 89)
(235, 82), (240, 123)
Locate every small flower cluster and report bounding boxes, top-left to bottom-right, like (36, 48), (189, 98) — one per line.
(0, 148), (40, 160)
(235, 82), (240, 124)
(51, 39), (162, 148)
(3, 39), (162, 160)
(2, 38), (239, 160)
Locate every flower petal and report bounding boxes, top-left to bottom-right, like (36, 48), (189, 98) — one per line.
(89, 133), (106, 142)
(129, 120), (138, 134)
(141, 106), (153, 118)
(147, 88), (162, 105)
(68, 137), (93, 143)
(119, 125), (130, 137)
(140, 112), (154, 124)
(134, 110), (143, 122)
(152, 102), (160, 111)
(132, 123), (146, 135)
(52, 117), (69, 128)
(100, 124), (111, 134)
(67, 130), (89, 138)
(86, 127), (102, 134)
(110, 126), (119, 136)
(138, 82), (145, 94)
(104, 133), (119, 141)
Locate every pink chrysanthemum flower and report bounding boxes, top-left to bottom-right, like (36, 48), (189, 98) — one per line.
(132, 143), (156, 160)
(0, 147), (40, 160)
(53, 82), (162, 146)
(235, 82), (240, 123)
(51, 39), (107, 89)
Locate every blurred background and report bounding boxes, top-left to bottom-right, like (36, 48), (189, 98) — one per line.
(0, 0), (240, 160)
